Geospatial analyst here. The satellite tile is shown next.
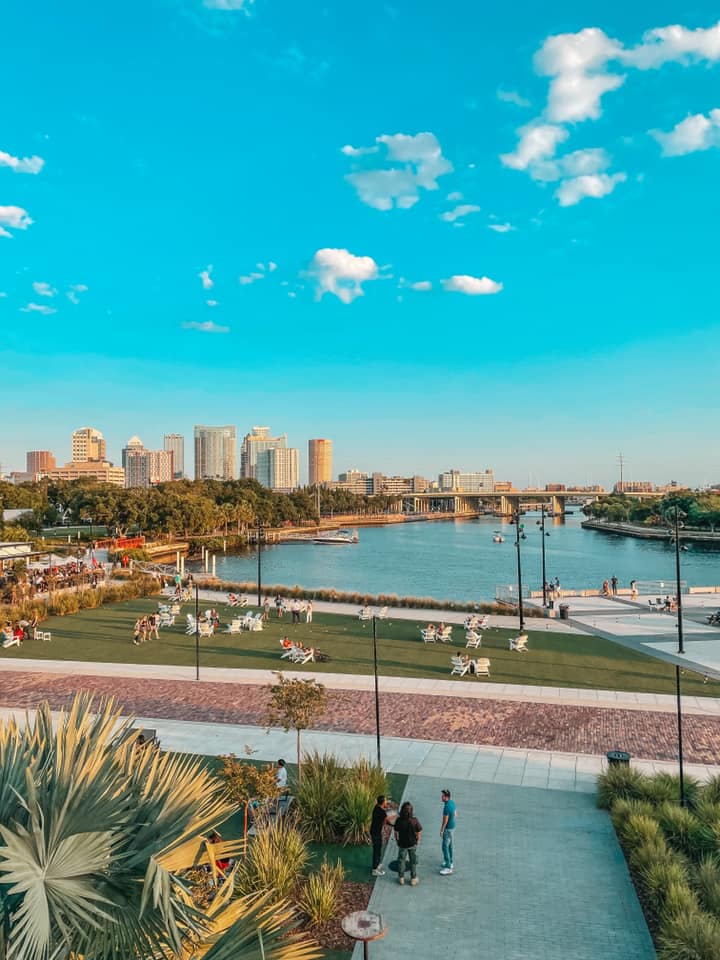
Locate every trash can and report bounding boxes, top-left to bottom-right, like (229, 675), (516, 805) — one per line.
(606, 750), (631, 767)
(559, 603), (570, 620)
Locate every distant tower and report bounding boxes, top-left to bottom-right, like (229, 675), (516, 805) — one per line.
(240, 426), (287, 479)
(164, 433), (185, 479)
(71, 427), (106, 463)
(26, 450), (56, 476)
(194, 425), (236, 480)
(308, 438), (332, 486)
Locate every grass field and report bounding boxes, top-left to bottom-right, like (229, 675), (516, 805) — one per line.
(6, 595), (720, 697)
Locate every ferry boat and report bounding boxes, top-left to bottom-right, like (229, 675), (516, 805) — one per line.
(313, 529), (359, 545)
(492, 532), (505, 543)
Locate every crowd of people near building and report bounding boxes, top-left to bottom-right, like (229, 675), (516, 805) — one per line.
(0, 556), (107, 605)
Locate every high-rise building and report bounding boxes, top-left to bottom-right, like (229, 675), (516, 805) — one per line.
(438, 469), (495, 493)
(26, 450), (56, 476)
(240, 426), (287, 480)
(194, 425), (236, 480)
(257, 447), (299, 492)
(163, 433), (185, 479)
(122, 437), (173, 488)
(308, 438), (332, 486)
(71, 427), (106, 463)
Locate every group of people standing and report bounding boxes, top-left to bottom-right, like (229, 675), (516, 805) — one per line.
(267, 595), (313, 623)
(371, 788), (457, 885)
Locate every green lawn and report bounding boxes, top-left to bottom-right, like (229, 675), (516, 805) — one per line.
(8, 595), (719, 697)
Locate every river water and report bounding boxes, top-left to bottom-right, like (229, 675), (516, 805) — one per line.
(196, 514), (720, 603)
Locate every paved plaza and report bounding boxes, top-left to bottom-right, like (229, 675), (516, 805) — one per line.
(356, 776), (655, 960)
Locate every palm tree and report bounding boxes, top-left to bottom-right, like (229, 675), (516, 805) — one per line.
(0, 695), (321, 960)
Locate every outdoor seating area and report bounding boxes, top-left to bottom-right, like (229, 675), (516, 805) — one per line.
(226, 593), (249, 608)
(465, 629), (482, 648)
(279, 638), (315, 663)
(420, 623), (452, 643)
(450, 654), (491, 678)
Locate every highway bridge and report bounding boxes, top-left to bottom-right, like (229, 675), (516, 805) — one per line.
(396, 489), (664, 517)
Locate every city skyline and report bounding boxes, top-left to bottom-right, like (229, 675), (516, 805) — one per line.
(2, 2), (719, 487)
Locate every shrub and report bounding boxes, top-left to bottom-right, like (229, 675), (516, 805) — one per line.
(295, 753), (344, 843)
(646, 773), (700, 809)
(338, 780), (375, 845)
(701, 776), (720, 807)
(658, 911), (720, 960)
(611, 798), (656, 833)
(597, 765), (651, 810)
(620, 814), (663, 850)
(237, 815), (308, 901)
(694, 856), (720, 919)
(644, 861), (693, 919)
(659, 803), (713, 861)
(661, 881), (701, 924)
(630, 837), (674, 876)
(298, 857), (345, 927)
(351, 757), (387, 799)
(218, 755), (279, 809)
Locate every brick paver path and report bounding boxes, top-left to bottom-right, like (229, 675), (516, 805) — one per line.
(2, 669), (719, 764)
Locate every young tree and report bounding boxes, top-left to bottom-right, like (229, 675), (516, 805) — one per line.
(263, 673), (328, 785)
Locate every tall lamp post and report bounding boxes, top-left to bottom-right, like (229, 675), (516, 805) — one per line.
(371, 615), (382, 767)
(536, 505), (551, 607)
(194, 582), (200, 682)
(256, 521), (263, 607)
(669, 504), (688, 806)
(512, 510), (527, 632)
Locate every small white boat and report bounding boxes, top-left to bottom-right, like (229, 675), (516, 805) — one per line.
(492, 532), (505, 543)
(313, 528), (359, 544)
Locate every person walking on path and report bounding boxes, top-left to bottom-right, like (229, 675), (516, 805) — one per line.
(305, 600), (313, 623)
(371, 795), (390, 876)
(262, 597), (270, 621)
(611, 575), (618, 596)
(439, 788), (456, 875)
(394, 801), (422, 886)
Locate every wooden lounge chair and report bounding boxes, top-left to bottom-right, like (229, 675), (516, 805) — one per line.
(475, 657), (491, 677)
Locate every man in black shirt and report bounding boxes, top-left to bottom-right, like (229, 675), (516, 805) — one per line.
(370, 795), (390, 877)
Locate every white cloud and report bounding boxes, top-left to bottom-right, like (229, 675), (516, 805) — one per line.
(267, 261), (277, 272)
(623, 21), (720, 69)
(440, 203), (481, 223)
(341, 144), (379, 157)
(534, 27), (625, 123)
(199, 265), (213, 290)
(206, 299), (218, 307)
(182, 320), (230, 333)
(555, 172), (626, 206)
(410, 280), (432, 291)
(0, 205), (32, 237)
(497, 89), (531, 108)
(652, 109), (720, 155)
(309, 247), (379, 303)
(442, 275), (503, 295)
(32, 281), (57, 298)
(66, 283), (88, 305)
(21, 302), (56, 315)
(488, 222), (515, 233)
(239, 271), (265, 285)
(344, 132), (453, 210)
(447, 191), (463, 201)
(500, 123), (568, 171)
(203, 0), (254, 9)
(531, 146), (612, 182)
(0, 150), (44, 175)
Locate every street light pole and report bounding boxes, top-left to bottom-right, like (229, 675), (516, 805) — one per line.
(194, 583), (200, 682)
(537, 505), (549, 607)
(670, 503), (687, 806)
(372, 615), (382, 767)
(257, 521), (263, 607)
(513, 510), (526, 632)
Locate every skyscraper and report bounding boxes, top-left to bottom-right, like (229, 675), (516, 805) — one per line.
(194, 425), (236, 480)
(71, 427), (106, 463)
(163, 433), (184, 479)
(240, 426), (287, 479)
(26, 450), (56, 476)
(257, 447), (299, 492)
(122, 437), (174, 488)
(308, 438), (332, 486)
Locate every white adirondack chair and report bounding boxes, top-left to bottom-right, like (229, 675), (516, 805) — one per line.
(509, 635), (529, 652)
(475, 657), (491, 677)
(421, 628), (436, 644)
(465, 630), (482, 649)
(450, 656), (469, 677)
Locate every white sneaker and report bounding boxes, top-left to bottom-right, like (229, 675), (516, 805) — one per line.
(439, 867), (453, 876)
(371, 868), (386, 877)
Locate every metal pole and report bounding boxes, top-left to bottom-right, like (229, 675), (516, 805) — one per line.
(675, 505), (685, 655)
(257, 522), (262, 607)
(676, 663), (685, 807)
(195, 583), (200, 682)
(372, 616), (381, 767)
(540, 505), (547, 607)
(515, 512), (525, 632)
(673, 503), (685, 806)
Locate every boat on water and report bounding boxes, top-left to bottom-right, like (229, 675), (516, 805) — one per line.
(492, 532), (505, 543)
(313, 528), (359, 545)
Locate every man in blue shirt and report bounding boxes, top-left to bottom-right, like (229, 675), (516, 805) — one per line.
(439, 788), (456, 875)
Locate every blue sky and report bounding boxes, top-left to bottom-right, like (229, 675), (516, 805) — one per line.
(1, 0), (719, 487)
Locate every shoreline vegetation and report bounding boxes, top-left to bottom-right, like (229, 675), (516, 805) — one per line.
(582, 518), (720, 543)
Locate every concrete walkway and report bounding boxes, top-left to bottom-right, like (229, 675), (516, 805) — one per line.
(355, 775), (655, 960)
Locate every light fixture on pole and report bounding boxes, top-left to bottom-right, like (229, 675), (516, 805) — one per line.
(536, 505), (551, 607)
(668, 503), (687, 806)
(512, 510), (527, 632)
(194, 582), (200, 682)
(256, 520), (263, 607)
(371, 615), (381, 767)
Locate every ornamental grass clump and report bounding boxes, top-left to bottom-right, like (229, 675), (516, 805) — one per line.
(658, 910), (720, 960)
(645, 773), (701, 810)
(658, 803), (713, 861)
(597, 764), (651, 809)
(620, 813), (663, 850)
(298, 857), (345, 927)
(237, 814), (309, 902)
(339, 780), (375, 845)
(611, 797), (656, 833)
(695, 855), (720, 919)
